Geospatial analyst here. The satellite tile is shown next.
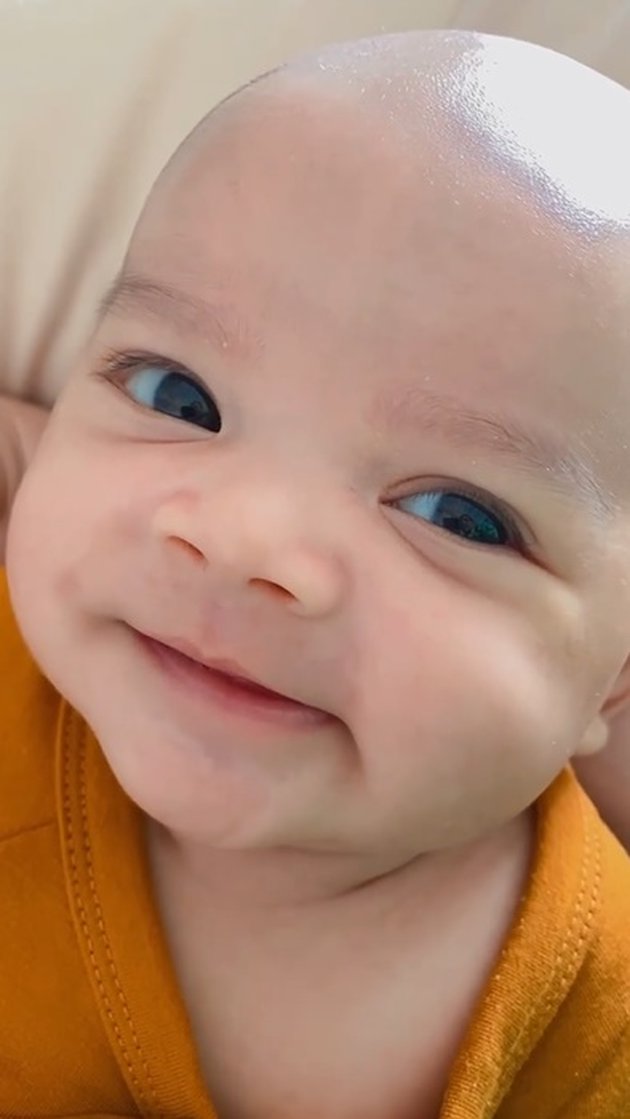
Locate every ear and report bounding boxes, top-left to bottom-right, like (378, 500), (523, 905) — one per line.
(575, 653), (630, 758)
(601, 653), (630, 721)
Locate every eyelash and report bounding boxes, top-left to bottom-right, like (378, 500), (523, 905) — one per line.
(95, 348), (526, 551)
(96, 347), (205, 393)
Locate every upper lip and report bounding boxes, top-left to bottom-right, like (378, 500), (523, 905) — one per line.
(139, 630), (289, 697)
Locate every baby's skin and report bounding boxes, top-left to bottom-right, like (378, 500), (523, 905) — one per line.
(5, 29), (630, 1117)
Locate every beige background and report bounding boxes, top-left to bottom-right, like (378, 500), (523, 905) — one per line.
(1, 0), (628, 404)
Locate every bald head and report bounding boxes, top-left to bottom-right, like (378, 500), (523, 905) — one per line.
(155, 29), (630, 239)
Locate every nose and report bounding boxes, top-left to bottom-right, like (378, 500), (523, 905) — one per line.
(152, 482), (347, 618)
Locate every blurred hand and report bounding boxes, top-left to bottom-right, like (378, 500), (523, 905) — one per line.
(0, 395), (50, 562)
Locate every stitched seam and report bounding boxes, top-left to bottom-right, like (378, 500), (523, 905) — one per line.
(76, 723), (160, 1109)
(492, 791), (601, 1108)
(61, 714), (158, 1111)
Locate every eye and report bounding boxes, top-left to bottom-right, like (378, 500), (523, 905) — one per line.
(101, 351), (222, 432)
(392, 488), (523, 549)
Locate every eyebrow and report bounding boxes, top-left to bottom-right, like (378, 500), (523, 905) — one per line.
(368, 385), (618, 523)
(98, 272), (260, 359)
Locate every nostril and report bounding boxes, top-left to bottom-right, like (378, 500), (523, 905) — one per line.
(167, 537), (207, 564)
(249, 577), (296, 603)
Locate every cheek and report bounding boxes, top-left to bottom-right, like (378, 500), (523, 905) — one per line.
(7, 423), (156, 576)
(348, 579), (581, 845)
(5, 429), (140, 647)
(5, 442), (93, 663)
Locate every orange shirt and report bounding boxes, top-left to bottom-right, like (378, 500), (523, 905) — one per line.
(0, 566), (629, 1119)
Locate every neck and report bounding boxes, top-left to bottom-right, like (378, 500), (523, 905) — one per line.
(144, 808), (535, 922)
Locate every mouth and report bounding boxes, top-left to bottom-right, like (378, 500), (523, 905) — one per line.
(157, 636), (281, 693)
(133, 630), (332, 730)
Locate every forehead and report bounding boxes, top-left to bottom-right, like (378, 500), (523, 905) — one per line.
(134, 90), (592, 334)
(125, 87), (630, 486)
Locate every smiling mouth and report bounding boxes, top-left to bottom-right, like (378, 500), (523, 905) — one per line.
(133, 629), (333, 729)
(148, 636), (291, 698)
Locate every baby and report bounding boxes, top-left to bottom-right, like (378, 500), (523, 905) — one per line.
(1, 27), (630, 1119)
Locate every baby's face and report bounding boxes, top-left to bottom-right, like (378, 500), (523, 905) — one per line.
(7, 82), (630, 871)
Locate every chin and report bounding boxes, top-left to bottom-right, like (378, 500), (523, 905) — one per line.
(87, 703), (283, 841)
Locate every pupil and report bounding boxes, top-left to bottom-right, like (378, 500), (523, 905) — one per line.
(156, 372), (222, 432)
(439, 496), (505, 545)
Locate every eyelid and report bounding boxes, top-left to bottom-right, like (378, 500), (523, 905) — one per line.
(93, 347), (223, 440)
(95, 347), (221, 422)
(98, 347), (202, 386)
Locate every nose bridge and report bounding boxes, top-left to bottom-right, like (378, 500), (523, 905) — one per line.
(217, 453), (336, 544)
(153, 456), (348, 614)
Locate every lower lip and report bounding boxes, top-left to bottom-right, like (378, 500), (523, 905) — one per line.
(135, 632), (332, 730)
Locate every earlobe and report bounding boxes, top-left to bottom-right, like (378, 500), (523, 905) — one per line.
(576, 653), (630, 757)
(575, 713), (610, 757)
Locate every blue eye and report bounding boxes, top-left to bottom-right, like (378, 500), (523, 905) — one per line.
(395, 489), (519, 548)
(103, 352), (222, 432)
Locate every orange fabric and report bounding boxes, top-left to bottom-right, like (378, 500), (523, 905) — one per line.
(0, 565), (629, 1118)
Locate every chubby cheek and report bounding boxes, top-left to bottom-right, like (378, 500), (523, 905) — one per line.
(348, 577), (580, 849)
(6, 429), (140, 647)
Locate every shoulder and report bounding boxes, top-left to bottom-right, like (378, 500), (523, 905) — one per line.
(442, 773), (630, 1115)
